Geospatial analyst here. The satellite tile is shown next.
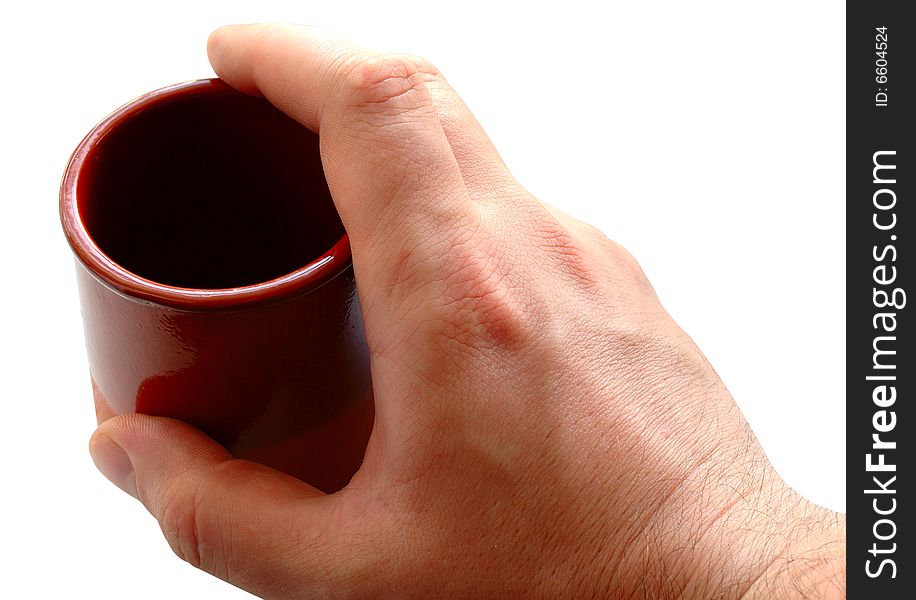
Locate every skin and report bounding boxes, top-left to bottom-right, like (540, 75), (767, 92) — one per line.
(89, 24), (845, 599)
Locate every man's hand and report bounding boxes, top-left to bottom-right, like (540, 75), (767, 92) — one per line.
(89, 23), (845, 599)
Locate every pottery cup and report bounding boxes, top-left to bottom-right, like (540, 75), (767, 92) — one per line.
(60, 79), (374, 493)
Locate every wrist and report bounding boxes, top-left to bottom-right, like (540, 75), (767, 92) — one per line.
(688, 465), (846, 599)
(740, 506), (846, 599)
(579, 445), (846, 599)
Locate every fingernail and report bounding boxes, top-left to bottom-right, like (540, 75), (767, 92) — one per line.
(89, 432), (138, 499)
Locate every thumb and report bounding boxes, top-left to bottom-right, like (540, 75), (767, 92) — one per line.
(89, 415), (337, 597)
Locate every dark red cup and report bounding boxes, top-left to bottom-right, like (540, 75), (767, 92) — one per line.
(60, 79), (374, 493)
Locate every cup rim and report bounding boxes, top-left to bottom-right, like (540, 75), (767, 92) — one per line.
(60, 78), (352, 311)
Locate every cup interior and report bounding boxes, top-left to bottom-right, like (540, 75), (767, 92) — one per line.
(75, 85), (344, 289)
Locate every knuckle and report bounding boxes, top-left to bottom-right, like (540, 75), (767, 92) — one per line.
(158, 477), (207, 570)
(526, 210), (600, 289)
(397, 53), (440, 83)
(155, 473), (245, 581)
(439, 273), (530, 353)
(156, 470), (252, 582)
(431, 237), (539, 354)
(603, 240), (655, 295)
(554, 216), (656, 300)
(376, 225), (541, 358)
(603, 239), (642, 275)
(576, 220), (614, 248)
(541, 207), (646, 288)
(336, 52), (439, 113)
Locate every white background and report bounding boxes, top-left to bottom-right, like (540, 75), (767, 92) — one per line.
(0, 1), (844, 598)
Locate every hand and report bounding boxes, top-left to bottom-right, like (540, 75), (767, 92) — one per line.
(89, 23), (845, 599)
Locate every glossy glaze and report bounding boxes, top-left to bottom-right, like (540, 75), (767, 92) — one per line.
(61, 79), (374, 492)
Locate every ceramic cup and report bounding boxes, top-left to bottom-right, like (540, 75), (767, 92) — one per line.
(60, 79), (374, 493)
